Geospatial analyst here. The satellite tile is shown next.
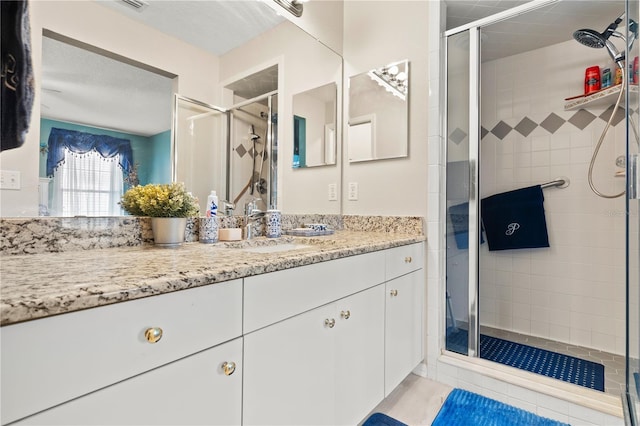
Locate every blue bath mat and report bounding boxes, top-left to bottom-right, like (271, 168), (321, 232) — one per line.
(432, 389), (569, 426)
(361, 413), (406, 426)
(446, 329), (605, 391)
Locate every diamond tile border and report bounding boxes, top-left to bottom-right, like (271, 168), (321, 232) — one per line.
(479, 106), (626, 140)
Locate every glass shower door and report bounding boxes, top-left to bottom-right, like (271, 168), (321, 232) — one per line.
(445, 29), (477, 355)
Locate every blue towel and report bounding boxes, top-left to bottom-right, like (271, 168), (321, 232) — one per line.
(480, 185), (549, 251)
(448, 202), (484, 249)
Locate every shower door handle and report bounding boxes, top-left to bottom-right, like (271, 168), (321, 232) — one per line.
(630, 154), (640, 200)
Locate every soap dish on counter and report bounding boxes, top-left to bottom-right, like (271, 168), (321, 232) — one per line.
(284, 228), (335, 237)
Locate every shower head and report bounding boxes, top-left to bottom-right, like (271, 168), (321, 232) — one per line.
(573, 28), (607, 48)
(573, 13), (626, 67)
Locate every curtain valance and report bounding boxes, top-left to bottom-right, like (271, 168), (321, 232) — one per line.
(46, 127), (133, 177)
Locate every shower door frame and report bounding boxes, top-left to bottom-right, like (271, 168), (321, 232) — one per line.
(443, 0), (560, 360)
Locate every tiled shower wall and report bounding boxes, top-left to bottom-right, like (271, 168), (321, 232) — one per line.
(477, 39), (628, 355)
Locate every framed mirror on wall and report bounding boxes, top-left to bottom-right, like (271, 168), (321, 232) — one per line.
(292, 82), (337, 168)
(348, 59), (409, 163)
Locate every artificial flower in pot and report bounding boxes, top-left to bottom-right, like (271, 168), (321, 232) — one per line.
(120, 183), (199, 247)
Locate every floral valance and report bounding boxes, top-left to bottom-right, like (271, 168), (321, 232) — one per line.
(46, 127), (133, 177)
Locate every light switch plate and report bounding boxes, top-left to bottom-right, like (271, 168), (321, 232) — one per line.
(328, 183), (338, 201)
(0, 170), (21, 190)
(348, 182), (358, 201)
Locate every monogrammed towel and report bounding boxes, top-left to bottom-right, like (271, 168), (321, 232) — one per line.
(480, 185), (549, 251)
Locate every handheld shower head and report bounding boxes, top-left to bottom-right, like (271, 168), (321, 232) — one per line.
(573, 13), (627, 67)
(573, 28), (607, 48)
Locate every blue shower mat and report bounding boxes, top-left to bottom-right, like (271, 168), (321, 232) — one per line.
(446, 329), (605, 391)
(361, 413), (406, 426)
(432, 388), (570, 426)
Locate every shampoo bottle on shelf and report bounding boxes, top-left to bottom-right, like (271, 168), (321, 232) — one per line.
(206, 191), (218, 217)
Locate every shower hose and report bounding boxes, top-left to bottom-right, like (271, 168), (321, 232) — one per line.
(588, 66), (640, 198)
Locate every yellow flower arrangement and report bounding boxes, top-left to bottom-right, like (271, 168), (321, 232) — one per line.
(120, 183), (200, 218)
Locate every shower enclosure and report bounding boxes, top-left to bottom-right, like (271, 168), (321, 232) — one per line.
(228, 92), (278, 212)
(444, 0), (638, 422)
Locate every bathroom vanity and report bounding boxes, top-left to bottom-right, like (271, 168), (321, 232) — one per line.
(0, 231), (424, 425)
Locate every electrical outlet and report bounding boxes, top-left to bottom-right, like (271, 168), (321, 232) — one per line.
(0, 170), (21, 190)
(348, 182), (358, 201)
(328, 183), (337, 201)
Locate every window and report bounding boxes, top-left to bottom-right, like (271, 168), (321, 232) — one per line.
(51, 148), (124, 216)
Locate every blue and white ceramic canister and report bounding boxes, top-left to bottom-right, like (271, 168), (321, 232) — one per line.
(265, 210), (282, 238)
(199, 216), (219, 243)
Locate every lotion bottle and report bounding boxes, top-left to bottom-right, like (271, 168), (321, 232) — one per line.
(206, 191), (218, 217)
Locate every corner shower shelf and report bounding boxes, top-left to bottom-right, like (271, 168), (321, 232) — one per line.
(564, 84), (638, 110)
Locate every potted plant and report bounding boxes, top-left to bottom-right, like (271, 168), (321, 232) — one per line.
(121, 183), (199, 247)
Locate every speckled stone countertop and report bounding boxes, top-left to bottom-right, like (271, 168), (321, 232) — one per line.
(0, 231), (424, 326)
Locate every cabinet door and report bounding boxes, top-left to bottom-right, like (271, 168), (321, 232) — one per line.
(243, 304), (336, 426)
(16, 338), (243, 425)
(335, 285), (385, 425)
(385, 270), (424, 396)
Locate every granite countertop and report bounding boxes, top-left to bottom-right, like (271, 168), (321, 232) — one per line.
(0, 231), (425, 326)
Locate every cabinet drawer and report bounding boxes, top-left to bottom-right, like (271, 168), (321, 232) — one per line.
(15, 338), (243, 426)
(1, 280), (242, 425)
(244, 250), (385, 333)
(385, 243), (423, 281)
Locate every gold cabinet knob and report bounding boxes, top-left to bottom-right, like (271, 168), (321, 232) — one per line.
(221, 361), (236, 376)
(144, 327), (163, 343)
(324, 318), (336, 328)
(390, 289), (398, 297)
(341, 310), (351, 320)
(404, 256), (412, 263)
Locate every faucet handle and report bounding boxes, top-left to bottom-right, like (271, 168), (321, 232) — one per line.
(221, 200), (235, 215)
(245, 198), (261, 215)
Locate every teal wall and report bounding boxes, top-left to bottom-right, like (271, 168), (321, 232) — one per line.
(40, 119), (171, 184)
(148, 130), (172, 184)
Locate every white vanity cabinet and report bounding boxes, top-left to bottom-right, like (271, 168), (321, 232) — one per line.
(243, 285), (385, 426)
(243, 243), (424, 426)
(1, 279), (243, 425)
(384, 242), (425, 396)
(1, 241), (424, 426)
(385, 270), (424, 396)
(14, 338), (243, 425)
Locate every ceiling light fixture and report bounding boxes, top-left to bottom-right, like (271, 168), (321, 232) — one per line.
(118, 0), (149, 12)
(272, 0), (304, 17)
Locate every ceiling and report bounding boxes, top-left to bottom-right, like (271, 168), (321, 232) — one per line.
(445, 0), (627, 62)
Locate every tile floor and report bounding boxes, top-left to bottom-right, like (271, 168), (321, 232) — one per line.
(479, 326), (630, 396)
(364, 374), (453, 425)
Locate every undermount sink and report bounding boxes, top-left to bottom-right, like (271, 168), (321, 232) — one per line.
(239, 243), (312, 254)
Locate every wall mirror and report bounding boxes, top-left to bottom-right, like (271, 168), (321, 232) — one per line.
(1, 1), (343, 218)
(39, 32), (174, 216)
(348, 59), (409, 163)
(292, 82), (337, 168)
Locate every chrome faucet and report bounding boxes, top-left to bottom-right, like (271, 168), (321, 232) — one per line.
(244, 199), (265, 240)
(221, 200), (235, 216)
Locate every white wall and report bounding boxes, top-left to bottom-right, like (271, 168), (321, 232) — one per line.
(263, 0), (344, 56)
(0, 1), (220, 217)
(220, 20), (343, 214)
(479, 39), (626, 355)
(342, 1), (429, 216)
